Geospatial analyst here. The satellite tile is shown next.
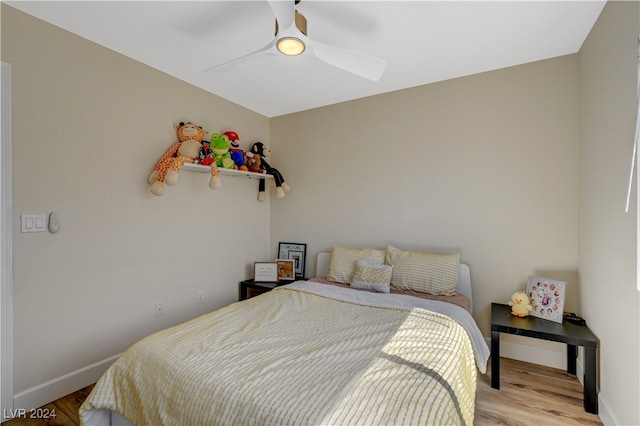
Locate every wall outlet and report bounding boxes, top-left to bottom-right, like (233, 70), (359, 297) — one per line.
(154, 303), (165, 318)
(196, 291), (204, 305)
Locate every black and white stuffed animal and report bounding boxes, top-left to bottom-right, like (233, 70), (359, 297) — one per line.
(250, 142), (290, 202)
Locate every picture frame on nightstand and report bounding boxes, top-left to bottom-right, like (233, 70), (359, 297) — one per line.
(276, 259), (295, 281)
(526, 275), (566, 323)
(278, 242), (307, 279)
(253, 262), (278, 283)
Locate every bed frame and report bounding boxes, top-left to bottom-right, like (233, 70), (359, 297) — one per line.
(315, 252), (473, 313)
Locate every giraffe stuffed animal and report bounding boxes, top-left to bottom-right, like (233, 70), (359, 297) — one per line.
(148, 121), (221, 196)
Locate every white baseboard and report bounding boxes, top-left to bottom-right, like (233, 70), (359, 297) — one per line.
(490, 337), (620, 425)
(12, 353), (120, 414)
(596, 394), (620, 426)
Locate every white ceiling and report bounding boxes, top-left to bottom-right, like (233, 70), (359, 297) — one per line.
(6, 1), (606, 118)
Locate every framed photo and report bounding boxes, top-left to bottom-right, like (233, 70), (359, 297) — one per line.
(276, 259), (295, 281)
(254, 262), (278, 283)
(278, 242), (307, 279)
(526, 276), (566, 323)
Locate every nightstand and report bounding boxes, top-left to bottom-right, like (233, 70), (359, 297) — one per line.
(490, 303), (599, 414)
(239, 279), (307, 301)
(239, 280), (278, 301)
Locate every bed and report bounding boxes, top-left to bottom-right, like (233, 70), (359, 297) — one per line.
(80, 247), (489, 426)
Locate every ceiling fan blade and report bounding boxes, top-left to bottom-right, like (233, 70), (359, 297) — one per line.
(268, 0), (295, 32)
(308, 39), (387, 81)
(204, 40), (277, 73)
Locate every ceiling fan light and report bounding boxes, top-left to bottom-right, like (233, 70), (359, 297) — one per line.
(277, 37), (305, 56)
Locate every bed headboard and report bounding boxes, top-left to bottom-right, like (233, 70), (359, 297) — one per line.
(315, 252), (473, 313)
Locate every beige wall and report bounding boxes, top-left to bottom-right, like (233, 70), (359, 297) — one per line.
(2, 5), (271, 396)
(271, 55), (580, 341)
(579, 1), (639, 424)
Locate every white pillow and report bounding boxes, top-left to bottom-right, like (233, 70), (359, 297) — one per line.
(350, 260), (393, 293)
(326, 246), (386, 283)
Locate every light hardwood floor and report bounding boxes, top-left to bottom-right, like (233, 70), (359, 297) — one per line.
(476, 357), (602, 425)
(2, 357), (602, 425)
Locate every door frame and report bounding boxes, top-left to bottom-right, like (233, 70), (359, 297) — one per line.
(1, 60), (14, 416)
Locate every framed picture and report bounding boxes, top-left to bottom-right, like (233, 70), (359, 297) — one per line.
(254, 262), (278, 283)
(276, 259), (295, 281)
(278, 242), (307, 279)
(526, 276), (566, 323)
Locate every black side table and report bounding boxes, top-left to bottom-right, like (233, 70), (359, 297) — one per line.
(239, 279), (280, 301)
(239, 278), (306, 301)
(490, 303), (599, 414)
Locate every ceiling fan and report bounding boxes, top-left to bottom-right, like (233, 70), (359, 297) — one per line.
(205, 0), (386, 81)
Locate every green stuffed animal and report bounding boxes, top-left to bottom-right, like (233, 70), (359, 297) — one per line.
(210, 133), (235, 169)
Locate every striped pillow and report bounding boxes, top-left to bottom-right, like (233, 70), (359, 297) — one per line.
(350, 260), (393, 293)
(326, 246), (386, 283)
(386, 245), (459, 295)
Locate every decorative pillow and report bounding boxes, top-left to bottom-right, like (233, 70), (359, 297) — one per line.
(326, 246), (386, 283)
(385, 245), (459, 295)
(350, 260), (393, 293)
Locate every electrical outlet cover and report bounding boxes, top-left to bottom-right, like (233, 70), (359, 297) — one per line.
(154, 303), (165, 317)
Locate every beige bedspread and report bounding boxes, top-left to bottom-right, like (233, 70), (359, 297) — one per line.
(80, 281), (489, 426)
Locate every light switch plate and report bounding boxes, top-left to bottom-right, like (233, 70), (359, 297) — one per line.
(21, 214), (47, 233)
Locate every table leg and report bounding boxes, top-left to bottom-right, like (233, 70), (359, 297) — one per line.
(491, 330), (500, 389)
(584, 346), (598, 414)
(240, 283), (248, 301)
(567, 344), (577, 375)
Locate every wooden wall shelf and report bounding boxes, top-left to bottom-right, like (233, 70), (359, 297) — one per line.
(182, 163), (273, 180)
